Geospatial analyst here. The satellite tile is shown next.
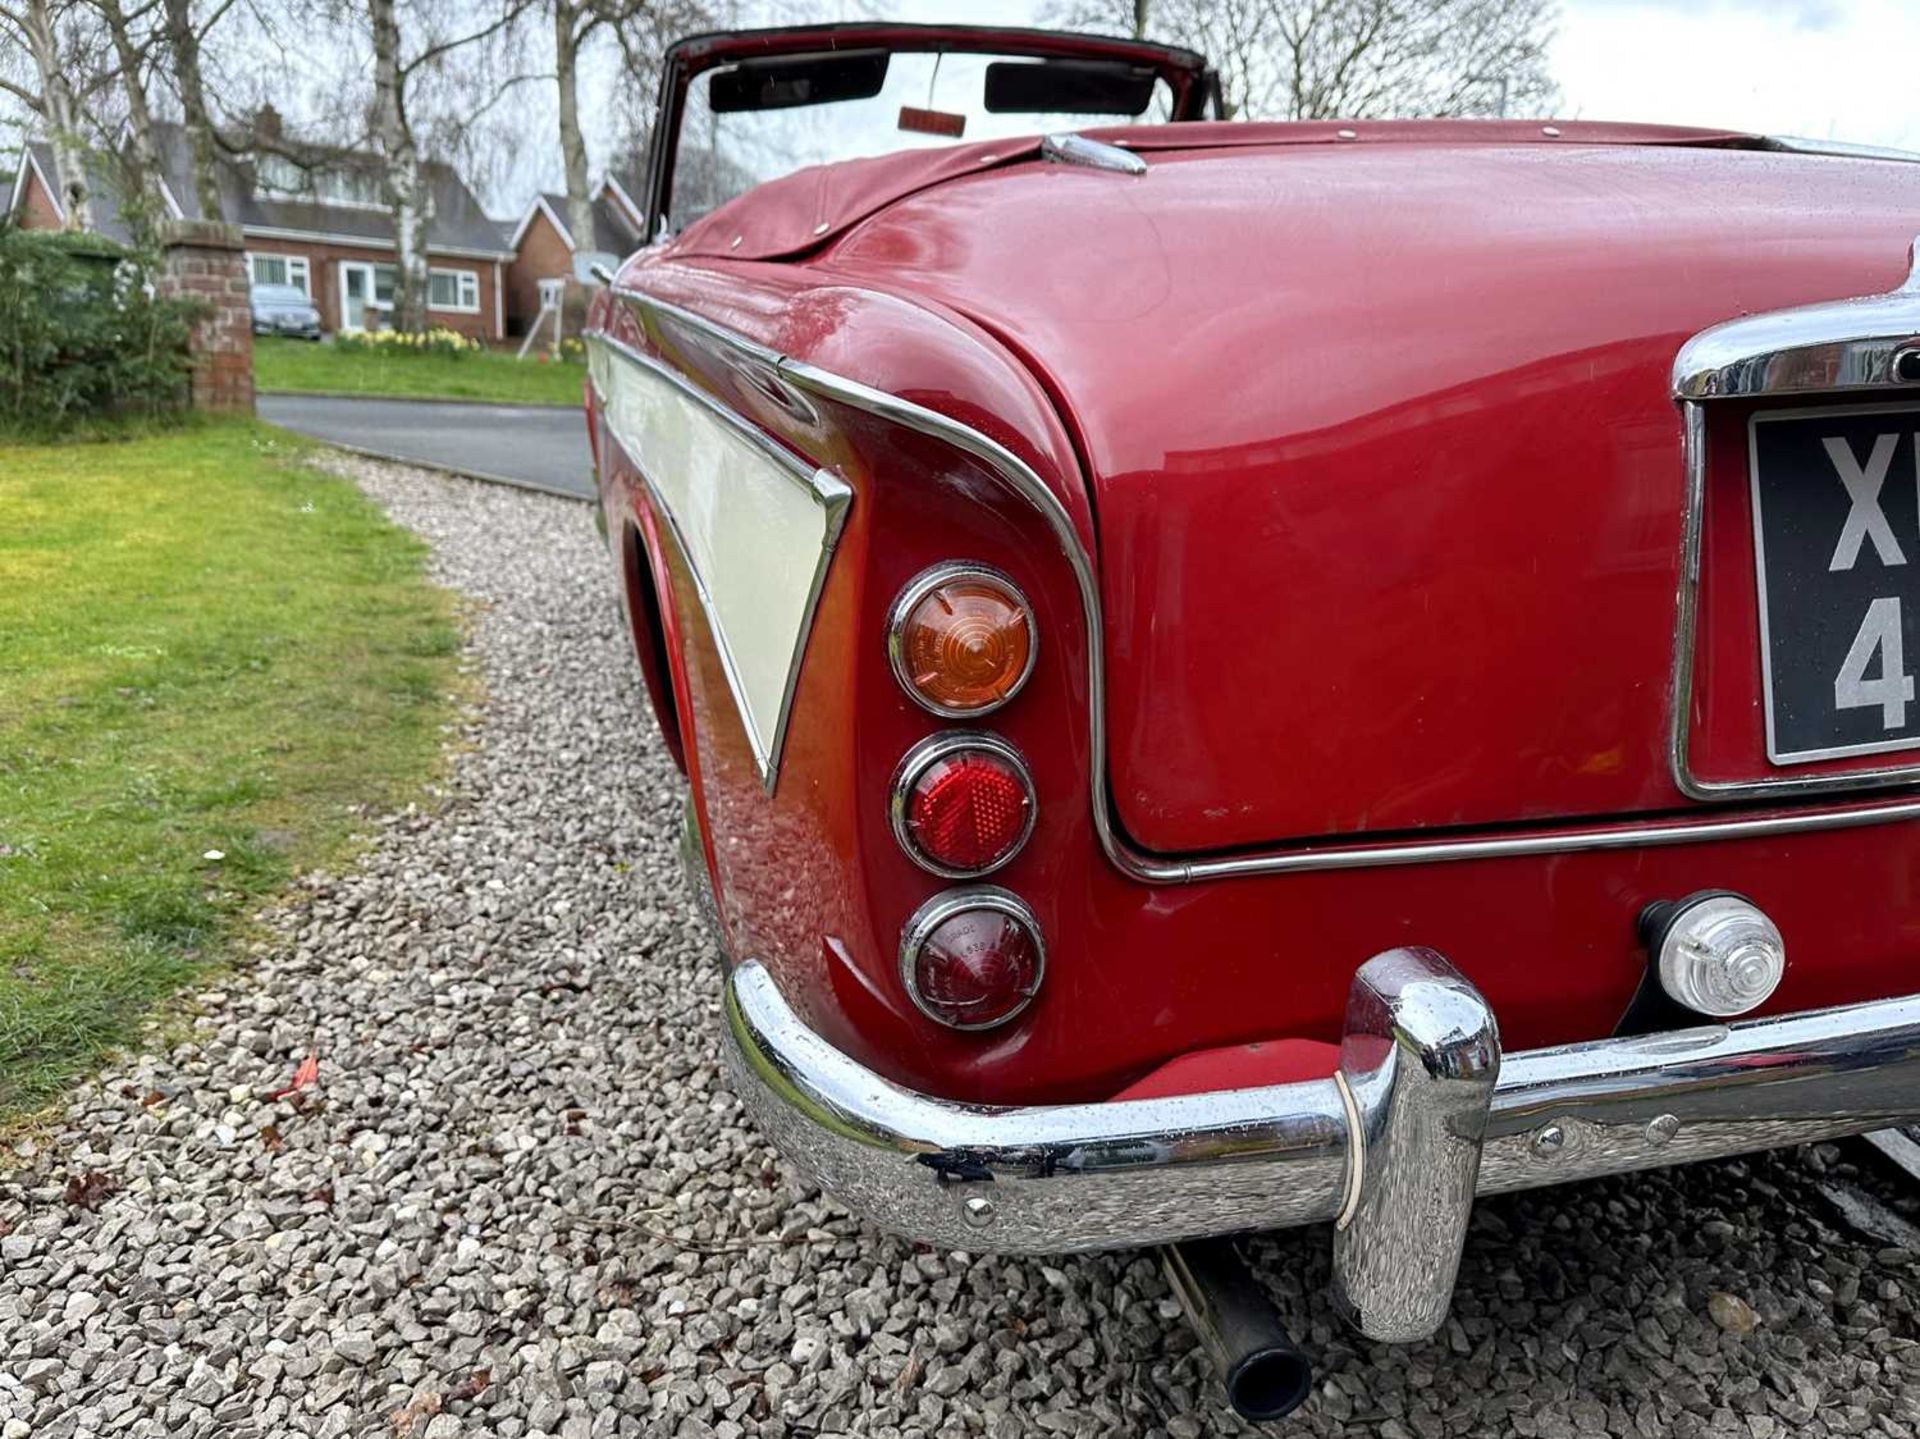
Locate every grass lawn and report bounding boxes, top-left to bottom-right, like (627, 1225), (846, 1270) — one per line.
(0, 421), (459, 1118)
(255, 335), (586, 407)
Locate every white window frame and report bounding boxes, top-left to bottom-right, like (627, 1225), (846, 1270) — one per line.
(254, 155), (307, 198)
(247, 251), (311, 296)
(427, 266), (480, 315)
(313, 170), (384, 210)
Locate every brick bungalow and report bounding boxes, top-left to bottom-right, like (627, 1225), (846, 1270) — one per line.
(8, 116), (514, 342)
(503, 176), (644, 338)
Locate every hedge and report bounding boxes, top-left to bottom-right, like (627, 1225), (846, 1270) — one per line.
(0, 226), (201, 437)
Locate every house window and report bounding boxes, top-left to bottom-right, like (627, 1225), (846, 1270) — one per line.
(427, 268), (480, 313)
(248, 252), (311, 294)
(316, 169), (383, 208)
(255, 154), (307, 196)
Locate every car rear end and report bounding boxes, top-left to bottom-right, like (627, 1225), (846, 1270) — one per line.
(584, 123), (1920, 1407)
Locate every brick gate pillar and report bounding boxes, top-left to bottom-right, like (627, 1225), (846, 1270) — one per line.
(156, 220), (255, 415)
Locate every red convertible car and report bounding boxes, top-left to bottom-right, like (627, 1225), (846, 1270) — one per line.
(584, 21), (1920, 1419)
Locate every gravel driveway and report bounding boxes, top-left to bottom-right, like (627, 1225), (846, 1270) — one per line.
(5, 457), (1920, 1438)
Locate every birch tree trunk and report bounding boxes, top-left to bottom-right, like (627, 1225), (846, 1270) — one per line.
(369, 0), (429, 331)
(94, 0), (166, 232)
(160, 0), (225, 220)
(17, 0), (93, 229)
(554, 0), (595, 265)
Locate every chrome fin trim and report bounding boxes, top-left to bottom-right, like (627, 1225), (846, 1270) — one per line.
(610, 282), (1920, 879)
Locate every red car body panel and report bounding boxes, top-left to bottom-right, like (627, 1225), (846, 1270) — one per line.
(816, 137), (1920, 849)
(589, 119), (1920, 1106)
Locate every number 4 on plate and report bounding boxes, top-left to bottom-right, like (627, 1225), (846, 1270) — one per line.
(1835, 596), (1915, 730)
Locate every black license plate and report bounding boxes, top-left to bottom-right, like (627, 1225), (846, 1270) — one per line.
(1751, 405), (1920, 765)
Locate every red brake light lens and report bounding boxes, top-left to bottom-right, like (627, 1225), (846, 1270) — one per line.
(892, 735), (1035, 877)
(900, 889), (1045, 1030)
(889, 565), (1035, 717)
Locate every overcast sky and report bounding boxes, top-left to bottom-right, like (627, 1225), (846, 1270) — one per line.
(486, 0), (1917, 215)
(883, 0), (1920, 151)
(1551, 0), (1920, 149)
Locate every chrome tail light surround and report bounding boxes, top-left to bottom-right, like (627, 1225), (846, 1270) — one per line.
(886, 561), (1038, 719)
(898, 886), (1046, 1031)
(889, 731), (1037, 879)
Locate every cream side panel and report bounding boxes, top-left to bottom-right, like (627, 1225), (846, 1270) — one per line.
(593, 337), (850, 785)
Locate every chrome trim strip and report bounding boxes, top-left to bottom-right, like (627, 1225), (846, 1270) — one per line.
(588, 327), (851, 791)
(888, 731), (1038, 879)
(1040, 132), (1149, 176)
(886, 561), (1038, 718)
(896, 886), (1046, 1030)
(725, 952), (1920, 1260)
(1762, 135), (1920, 165)
(612, 283), (1920, 877)
(1670, 245), (1920, 800)
(1673, 236), (1920, 400)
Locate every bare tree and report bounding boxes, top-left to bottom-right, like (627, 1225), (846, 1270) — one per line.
(89, 0), (166, 225)
(1050, 0), (1555, 121)
(360, 0), (531, 330)
(552, 0), (596, 254)
(0, 0), (98, 226)
(156, 0), (239, 218)
(550, 0), (698, 256)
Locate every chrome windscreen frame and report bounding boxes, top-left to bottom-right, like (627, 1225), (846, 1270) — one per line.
(1667, 235), (1920, 801)
(611, 261), (1920, 879)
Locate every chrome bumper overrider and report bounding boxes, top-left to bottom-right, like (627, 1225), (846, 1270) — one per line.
(723, 951), (1920, 1342)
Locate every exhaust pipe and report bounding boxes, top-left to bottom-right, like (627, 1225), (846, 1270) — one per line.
(1161, 1238), (1314, 1422)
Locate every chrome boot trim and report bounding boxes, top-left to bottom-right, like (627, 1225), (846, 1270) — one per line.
(1669, 238), (1920, 801)
(1673, 234), (1920, 401)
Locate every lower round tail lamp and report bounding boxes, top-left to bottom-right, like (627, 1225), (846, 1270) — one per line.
(889, 563), (1035, 717)
(900, 888), (1045, 1030)
(891, 733), (1036, 877)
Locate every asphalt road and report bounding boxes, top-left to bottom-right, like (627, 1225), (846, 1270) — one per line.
(259, 393), (594, 500)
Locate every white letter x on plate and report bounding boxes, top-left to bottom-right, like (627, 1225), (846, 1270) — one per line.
(1826, 432), (1907, 572)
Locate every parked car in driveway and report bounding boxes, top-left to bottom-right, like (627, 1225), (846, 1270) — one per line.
(583, 20), (1920, 1420)
(250, 282), (322, 340)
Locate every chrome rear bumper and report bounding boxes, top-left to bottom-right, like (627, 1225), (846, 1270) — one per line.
(723, 951), (1920, 1342)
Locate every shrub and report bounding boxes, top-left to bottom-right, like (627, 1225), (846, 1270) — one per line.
(335, 326), (479, 358)
(0, 226), (201, 436)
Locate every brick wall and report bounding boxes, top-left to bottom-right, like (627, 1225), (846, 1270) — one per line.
(15, 161), (64, 229)
(157, 220), (255, 415)
(506, 207), (573, 338)
(246, 240), (505, 342)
